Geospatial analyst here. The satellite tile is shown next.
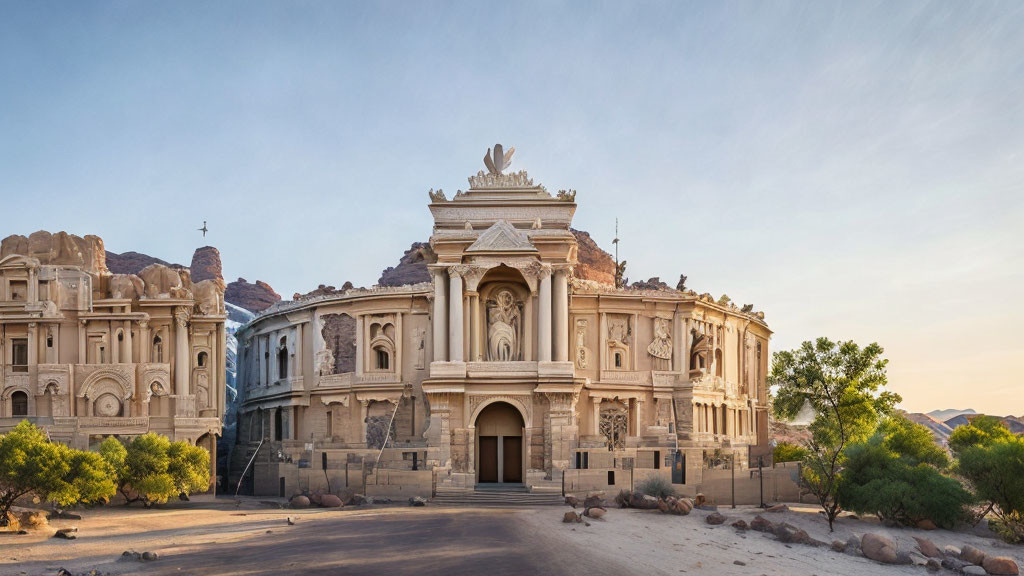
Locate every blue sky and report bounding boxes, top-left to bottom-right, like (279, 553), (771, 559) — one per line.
(1, 1), (1022, 415)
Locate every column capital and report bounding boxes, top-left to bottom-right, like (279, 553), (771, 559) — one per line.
(174, 306), (191, 327)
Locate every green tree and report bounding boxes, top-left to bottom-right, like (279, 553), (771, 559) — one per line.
(103, 433), (210, 506)
(770, 338), (899, 531)
(951, 417), (1024, 543)
(0, 421), (115, 525)
(839, 416), (971, 528)
(772, 442), (808, 463)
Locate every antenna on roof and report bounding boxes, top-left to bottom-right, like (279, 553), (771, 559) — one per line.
(612, 219), (626, 288)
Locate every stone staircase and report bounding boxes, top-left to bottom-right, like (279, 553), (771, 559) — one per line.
(431, 484), (565, 507)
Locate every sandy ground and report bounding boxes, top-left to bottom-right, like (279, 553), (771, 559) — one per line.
(2, 498), (1022, 576)
(523, 503), (1024, 576)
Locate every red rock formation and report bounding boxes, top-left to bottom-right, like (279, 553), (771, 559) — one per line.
(378, 242), (436, 287)
(190, 246), (223, 283)
(225, 278), (281, 312)
(106, 251), (181, 275)
(571, 229), (615, 285)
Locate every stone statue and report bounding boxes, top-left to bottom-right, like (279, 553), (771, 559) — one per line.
(647, 318), (672, 360)
(556, 189), (576, 202)
(486, 289), (521, 361)
(575, 319), (589, 369)
(428, 188), (446, 202)
(483, 143), (515, 175)
(317, 348), (335, 376)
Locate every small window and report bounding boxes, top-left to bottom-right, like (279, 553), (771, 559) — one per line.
(197, 351), (208, 368)
(9, 280), (27, 301)
(11, 338), (28, 372)
(654, 450), (661, 469)
(11, 391), (28, 417)
(277, 338), (288, 380)
(614, 352), (622, 368)
(607, 470), (615, 485)
(375, 348), (390, 370)
(117, 331), (124, 342)
(46, 334), (53, 348)
(153, 335), (163, 363)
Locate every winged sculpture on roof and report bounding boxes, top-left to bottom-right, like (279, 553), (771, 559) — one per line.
(483, 143), (515, 175)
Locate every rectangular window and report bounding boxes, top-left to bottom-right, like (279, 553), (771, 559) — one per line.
(654, 450), (661, 469)
(9, 280), (27, 301)
(11, 338), (28, 372)
(607, 470), (615, 485)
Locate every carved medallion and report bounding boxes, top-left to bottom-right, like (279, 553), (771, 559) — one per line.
(95, 393), (122, 417)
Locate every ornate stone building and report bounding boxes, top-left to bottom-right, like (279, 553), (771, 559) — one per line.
(0, 232), (226, 487)
(233, 146), (770, 496)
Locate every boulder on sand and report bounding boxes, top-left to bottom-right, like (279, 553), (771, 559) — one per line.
(912, 536), (942, 558)
(320, 494), (343, 508)
(861, 533), (900, 565)
(705, 512), (726, 525)
(290, 495), (310, 509)
(585, 507), (607, 519)
(565, 496), (579, 508)
(562, 511), (582, 523)
(981, 556), (1020, 576)
(960, 544), (986, 566)
(772, 523), (812, 545)
(583, 494), (604, 509)
(750, 515), (773, 533)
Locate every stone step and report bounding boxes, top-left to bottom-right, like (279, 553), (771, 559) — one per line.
(431, 489), (565, 507)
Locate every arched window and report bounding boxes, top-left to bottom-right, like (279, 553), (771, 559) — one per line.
(277, 337), (288, 380)
(11, 391), (28, 417)
(197, 351), (208, 368)
(152, 335), (163, 363)
(375, 347), (390, 370)
(614, 352), (622, 368)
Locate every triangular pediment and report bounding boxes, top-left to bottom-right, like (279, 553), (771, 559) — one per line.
(466, 220), (537, 253)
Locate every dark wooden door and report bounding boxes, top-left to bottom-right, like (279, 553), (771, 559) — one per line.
(502, 436), (522, 483)
(479, 436), (498, 482)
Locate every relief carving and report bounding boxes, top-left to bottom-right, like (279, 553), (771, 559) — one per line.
(599, 400), (628, 451)
(486, 289), (522, 361)
(575, 319), (590, 369)
(647, 317), (672, 360)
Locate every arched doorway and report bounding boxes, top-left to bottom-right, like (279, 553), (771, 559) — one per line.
(475, 402), (524, 485)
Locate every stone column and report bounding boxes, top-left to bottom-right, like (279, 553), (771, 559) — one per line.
(359, 400), (370, 446)
(355, 317), (364, 374)
(27, 322), (38, 368)
(538, 269), (552, 362)
(174, 307), (190, 396)
(448, 269), (464, 363)
(553, 270), (569, 362)
(123, 320), (133, 364)
(592, 397), (602, 435)
(544, 392), (577, 476)
(78, 319), (87, 364)
(432, 269), (448, 362)
(468, 292), (481, 361)
(139, 321), (150, 362)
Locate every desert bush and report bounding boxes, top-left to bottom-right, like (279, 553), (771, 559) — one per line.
(636, 475), (675, 499)
(101, 433), (210, 507)
(0, 421), (116, 525)
(953, 420), (1024, 543)
(773, 442), (808, 463)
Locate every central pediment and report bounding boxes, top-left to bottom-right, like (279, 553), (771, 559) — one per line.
(466, 220), (538, 253)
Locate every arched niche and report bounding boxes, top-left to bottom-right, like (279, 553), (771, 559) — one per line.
(476, 265), (531, 362)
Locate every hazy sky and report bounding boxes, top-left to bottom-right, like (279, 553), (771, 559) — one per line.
(1, 1), (1022, 416)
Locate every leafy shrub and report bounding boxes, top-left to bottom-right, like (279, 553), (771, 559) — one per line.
(954, 424), (1024, 543)
(773, 442), (808, 463)
(101, 433), (210, 507)
(839, 416), (972, 528)
(636, 475), (675, 499)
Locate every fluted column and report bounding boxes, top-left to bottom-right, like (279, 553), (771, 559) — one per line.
(174, 307), (190, 396)
(122, 320), (133, 363)
(448, 268), (464, 362)
(538, 268), (552, 362)
(468, 291), (481, 361)
(432, 269), (448, 362)
(553, 270), (569, 362)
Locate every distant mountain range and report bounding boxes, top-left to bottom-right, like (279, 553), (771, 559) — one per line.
(926, 408), (977, 421)
(904, 410), (1024, 445)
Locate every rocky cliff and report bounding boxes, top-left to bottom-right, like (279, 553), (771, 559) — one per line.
(106, 251), (182, 275)
(225, 278), (281, 312)
(1, 231), (108, 275)
(378, 242), (435, 287)
(190, 246), (223, 283)
(571, 228), (615, 285)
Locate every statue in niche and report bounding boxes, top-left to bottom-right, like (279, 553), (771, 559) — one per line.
(575, 319), (590, 369)
(316, 348), (335, 376)
(647, 318), (672, 360)
(486, 289), (522, 361)
(608, 316), (630, 345)
(599, 400), (628, 451)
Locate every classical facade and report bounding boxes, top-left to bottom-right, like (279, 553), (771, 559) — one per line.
(0, 232), (226, 488)
(233, 146), (770, 497)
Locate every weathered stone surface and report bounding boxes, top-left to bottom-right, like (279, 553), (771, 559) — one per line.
(772, 523), (812, 545)
(861, 533), (900, 564)
(961, 544), (986, 565)
(731, 520), (748, 531)
(982, 556), (1020, 575)
(944, 545), (962, 558)
(926, 558), (941, 572)
(190, 246), (223, 283)
(378, 242), (435, 287)
(570, 229), (615, 285)
(320, 494), (343, 508)
(320, 313), (357, 374)
(108, 274), (145, 300)
(289, 495), (310, 509)
(750, 515), (773, 532)
(2, 231), (107, 275)
(706, 512), (727, 525)
(348, 494), (373, 506)
(630, 277), (672, 291)
(913, 536), (942, 558)
(225, 278), (281, 312)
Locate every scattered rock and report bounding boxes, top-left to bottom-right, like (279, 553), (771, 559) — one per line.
(845, 535), (862, 555)
(120, 550), (142, 561)
(733, 560), (746, 566)
(926, 558), (941, 572)
(901, 551), (926, 566)
(47, 511), (82, 520)
(585, 507), (606, 519)
(348, 494), (372, 506)
(706, 512), (726, 525)
(57, 569), (73, 576)
(861, 533), (900, 565)
(982, 556), (1020, 575)
(772, 523), (812, 545)
(565, 496), (579, 508)
(694, 493), (706, 507)
(916, 519), (937, 531)
(731, 520), (748, 531)
(53, 527), (78, 540)
(320, 494), (343, 508)
(583, 494), (604, 509)
(750, 515), (773, 533)
(409, 496), (427, 507)
(629, 493), (660, 510)
(142, 551), (158, 561)
(374, 497), (393, 504)
(942, 557), (970, 572)
(913, 536), (942, 558)
(562, 511), (582, 524)
(964, 566), (988, 576)
(289, 495), (310, 509)
(961, 544), (986, 566)
(831, 540), (847, 553)
(764, 503), (788, 513)
(944, 545), (962, 558)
